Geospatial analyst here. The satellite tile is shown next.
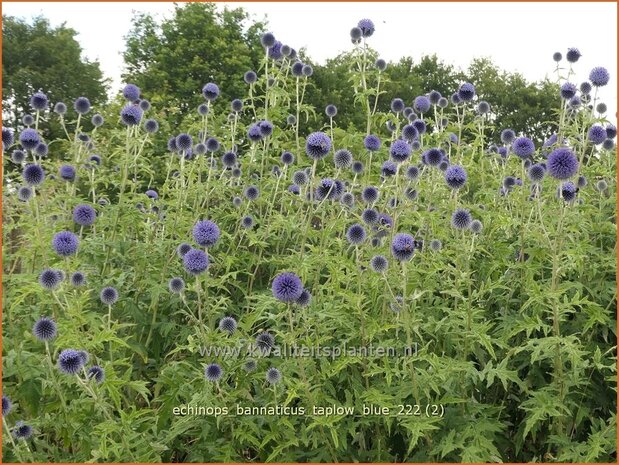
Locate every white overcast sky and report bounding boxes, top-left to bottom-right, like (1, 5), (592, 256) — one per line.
(3, 2), (618, 117)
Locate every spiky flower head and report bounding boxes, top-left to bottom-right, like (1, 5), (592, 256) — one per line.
(266, 367), (282, 384)
(334, 149), (353, 169)
(444, 165), (467, 189)
(370, 255), (388, 273)
(391, 233), (415, 261)
(100, 286), (119, 306)
(57, 349), (86, 375)
(305, 132), (332, 160)
(73, 204), (96, 226)
(192, 220), (220, 248)
(33, 317), (57, 341)
(547, 147), (579, 179)
(205, 363), (223, 382)
(457, 82), (476, 101)
(183, 248), (209, 275)
(202, 82), (220, 101)
(87, 366), (105, 384)
(219, 316), (238, 334)
(346, 223), (367, 245)
(451, 208), (472, 230)
(168, 277), (185, 294)
(390, 140), (411, 163)
(52, 231), (79, 257)
(588, 125), (607, 144)
(357, 18), (375, 37)
(123, 83), (141, 101)
(272, 272), (304, 302)
(589, 67), (610, 87)
(74, 97), (91, 115)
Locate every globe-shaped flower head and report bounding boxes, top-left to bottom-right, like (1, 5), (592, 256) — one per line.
(414, 95), (431, 114)
(390, 140), (412, 163)
(120, 104), (143, 126)
(451, 209), (472, 230)
(375, 58), (387, 71)
(444, 165), (467, 189)
(176, 133), (193, 152)
(457, 82), (476, 102)
(52, 231), (79, 257)
(74, 97), (91, 115)
(260, 32), (276, 48)
(559, 181), (578, 202)
(87, 366), (105, 384)
(305, 132), (332, 160)
(122, 84), (140, 101)
(22, 164), (45, 185)
(2, 395), (11, 417)
(391, 98), (405, 113)
(73, 204), (96, 226)
(244, 70), (258, 84)
(2, 127), (14, 150)
(12, 422), (33, 440)
(589, 67), (609, 87)
(30, 92), (48, 110)
(144, 119), (159, 133)
(71, 271), (86, 287)
(364, 134), (381, 151)
(266, 367), (282, 384)
(219, 316), (238, 334)
(512, 137), (535, 159)
(168, 277), (185, 294)
(92, 114), (104, 127)
(202, 83), (220, 101)
(192, 220), (220, 248)
(357, 18), (375, 37)
(19, 128), (40, 151)
(183, 248), (209, 275)
(272, 272), (304, 302)
(588, 125), (607, 145)
(547, 147), (578, 180)
(527, 163), (546, 183)
(391, 233), (415, 261)
(334, 149), (353, 169)
(54, 102), (67, 114)
(423, 148), (443, 167)
(325, 104), (337, 117)
(204, 363), (223, 382)
(100, 287), (119, 306)
(560, 82), (577, 100)
(402, 124), (418, 142)
(59, 165), (76, 182)
(346, 224), (367, 245)
(566, 48), (581, 63)
(370, 255), (389, 273)
(57, 349), (86, 375)
(39, 268), (61, 290)
(33, 317), (57, 341)
(255, 332), (275, 353)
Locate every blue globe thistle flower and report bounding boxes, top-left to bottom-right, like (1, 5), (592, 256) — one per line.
(589, 67), (609, 87)
(451, 208), (472, 230)
(457, 82), (476, 101)
(202, 82), (220, 101)
(168, 277), (185, 294)
(391, 233), (415, 261)
(569, 96), (581, 108)
(577, 175), (587, 188)
(244, 360), (258, 372)
(268, 41), (282, 60)
(77, 350), (89, 365)
(87, 366), (105, 384)
(177, 243), (192, 258)
(293, 170), (309, 186)
(380, 161), (396, 177)
(288, 184), (300, 195)
(390, 140), (412, 163)
(334, 149), (353, 169)
(30, 91), (48, 110)
(437, 97), (448, 109)
(580, 81), (592, 95)
(428, 90), (442, 105)
(404, 188), (418, 200)
(54, 102), (67, 114)
(588, 125), (607, 144)
(52, 231), (79, 257)
(362, 208), (379, 225)
(280, 151), (295, 166)
(281, 44), (292, 56)
(560, 82), (577, 99)
(258, 120), (274, 137)
(477, 101), (490, 114)
(339, 192), (354, 207)
(444, 165), (467, 189)
(272, 272), (304, 302)
(603, 139), (615, 150)
(503, 176), (516, 190)
(346, 223), (367, 245)
(59, 164), (76, 182)
(194, 143), (207, 155)
(244, 185), (260, 201)
(241, 215), (254, 229)
(176, 133), (193, 151)
(247, 124), (263, 142)
(23, 164), (45, 186)
(167, 137), (178, 152)
(350, 26), (362, 40)
(123, 83), (141, 101)
(414, 95), (431, 114)
(553, 52), (562, 62)
(144, 119), (159, 134)
(88, 154), (101, 166)
(120, 104), (143, 126)
(2, 395), (11, 417)
(469, 220), (483, 234)
(261, 32), (276, 47)
(286, 115), (297, 125)
(403, 107), (413, 118)
(423, 148), (443, 167)
(244, 70), (258, 84)
(183, 248), (209, 275)
(205, 363), (223, 382)
(325, 104), (338, 118)
(364, 134), (381, 151)
(370, 255), (388, 273)
(377, 213), (393, 229)
(405, 165), (420, 182)
(357, 18), (375, 37)
(264, 367), (282, 385)
(391, 98), (405, 113)
(219, 316), (238, 334)
(547, 147), (578, 179)
(559, 181), (578, 202)
(139, 99), (151, 111)
(596, 103), (607, 114)
(91, 113), (104, 127)
(73, 204), (96, 226)
(58, 349), (86, 375)
(375, 58), (387, 71)
(100, 286), (119, 305)
(352, 161), (364, 174)
(19, 128), (40, 150)
(256, 332), (275, 353)
(71, 271), (86, 287)
(74, 97), (91, 115)
(302, 64), (313, 77)
(2, 127), (14, 150)
(291, 61), (304, 77)
(316, 178), (343, 200)
(527, 163), (546, 183)
(17, 186), (33, 202)
(438, 160), (450, 172)
(305, 132), (332, 160)
(197, 103), (209, 116)
(402, 124), (418, 142)
(512, 137), (535, 158)
(206, 137), (221, 152)
(145, 189), (158, 200)
(499, 129), (515, 145)
(222, 151), (237, 168)
(193, 220), (220, 248)
(12, 422), (33, 440)
(295, 289), (312, 307)
(33, 317), (57, 341)
(430, 239), (442, 251)
(231, 99), (243, 113)
(566, 48), (581, 63)
(39, 268), (61, 290)
(412, 119), (426, 135)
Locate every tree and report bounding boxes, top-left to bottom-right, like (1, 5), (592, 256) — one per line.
(2, 15), (108, 131)
(122, 3), (266, 124)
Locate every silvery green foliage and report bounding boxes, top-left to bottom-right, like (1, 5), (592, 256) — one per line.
(1, 22), (616, 464)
